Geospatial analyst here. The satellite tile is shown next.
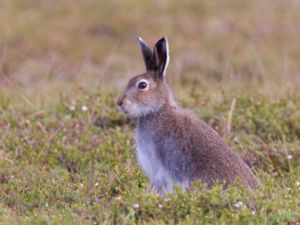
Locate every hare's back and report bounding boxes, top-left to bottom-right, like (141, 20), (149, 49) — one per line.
(155, 108), (260, 187)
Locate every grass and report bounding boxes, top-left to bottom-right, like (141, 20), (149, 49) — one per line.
(0, 90), (299, 224)
(0, 0), (300, 224)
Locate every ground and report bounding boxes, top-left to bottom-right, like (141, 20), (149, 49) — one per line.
(0, 0), (300, 224)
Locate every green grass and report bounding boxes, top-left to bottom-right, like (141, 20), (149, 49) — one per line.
(0, 0), (300, 224)
(0, 90), (300, 224)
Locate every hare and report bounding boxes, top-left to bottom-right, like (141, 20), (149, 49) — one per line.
(117, 37), (261, 194)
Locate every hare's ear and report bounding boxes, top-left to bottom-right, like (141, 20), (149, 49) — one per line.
(138, 37), (157, 71)
(153, 37), (169, 78)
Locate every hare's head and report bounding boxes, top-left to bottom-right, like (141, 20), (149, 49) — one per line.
(117, 37), (175, 117)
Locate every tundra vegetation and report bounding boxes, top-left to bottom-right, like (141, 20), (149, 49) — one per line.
(0, 0), (300, 224)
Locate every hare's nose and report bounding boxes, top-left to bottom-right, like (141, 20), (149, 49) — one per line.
(117, 99), (123, 106)
(117, 96), (125, 106)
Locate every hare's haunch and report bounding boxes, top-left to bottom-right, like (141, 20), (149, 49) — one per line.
(117, 37), (261, 194)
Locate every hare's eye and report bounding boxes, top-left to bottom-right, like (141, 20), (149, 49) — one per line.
(137, 80), (148, 90)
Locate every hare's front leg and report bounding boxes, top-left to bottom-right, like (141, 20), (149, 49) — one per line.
(149, 168), (174, 195)
(148, 177), (191, 195)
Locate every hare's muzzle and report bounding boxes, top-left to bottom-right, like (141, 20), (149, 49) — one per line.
(116, 94), (129, 114)
(117, 94), (126, 107)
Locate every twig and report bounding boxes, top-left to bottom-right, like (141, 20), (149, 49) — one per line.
(227, 97), (236, 134)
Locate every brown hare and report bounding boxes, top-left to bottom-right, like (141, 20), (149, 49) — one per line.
(117, 37), (261, 194)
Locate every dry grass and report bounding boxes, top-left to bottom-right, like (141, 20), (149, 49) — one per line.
(0, 0), (300, 102)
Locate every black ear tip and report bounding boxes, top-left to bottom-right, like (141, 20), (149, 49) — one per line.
(155, 37), (168, 47)
(137, 36), (143, 42)
(137, 36), (145, 46)
(138, 37), (150, 51)
(138, 36), (151, 51)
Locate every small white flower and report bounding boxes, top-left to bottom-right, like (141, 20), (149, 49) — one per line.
(295, 181), (300, 187)
(286, 187), (292, 191)
(81, 105), (88, 112)
(80, 183), (84, 188)
(64, 114), (72, 120)
(164, 198), (170, 202)
(69, 105), (76, 111)
(234, 201), (243, 209)
(45, 202), (49, 208)
(233, 136), (240, 143)
(158, 204), (163, 208)
(133, 203), (140, 209)
(287, 155), (292, 160)
(95, 182), (99, 187)
(251, 210), (256, 215)
(115, 196), (122, 200)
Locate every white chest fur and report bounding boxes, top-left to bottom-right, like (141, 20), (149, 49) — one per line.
(135, 131), (174, 192)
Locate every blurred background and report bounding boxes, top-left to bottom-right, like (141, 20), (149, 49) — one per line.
(1, 0), (300, 102)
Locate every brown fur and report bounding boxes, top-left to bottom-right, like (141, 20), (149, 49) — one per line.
(117, 37), (261, 193)
(138, 103), (261, 188)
